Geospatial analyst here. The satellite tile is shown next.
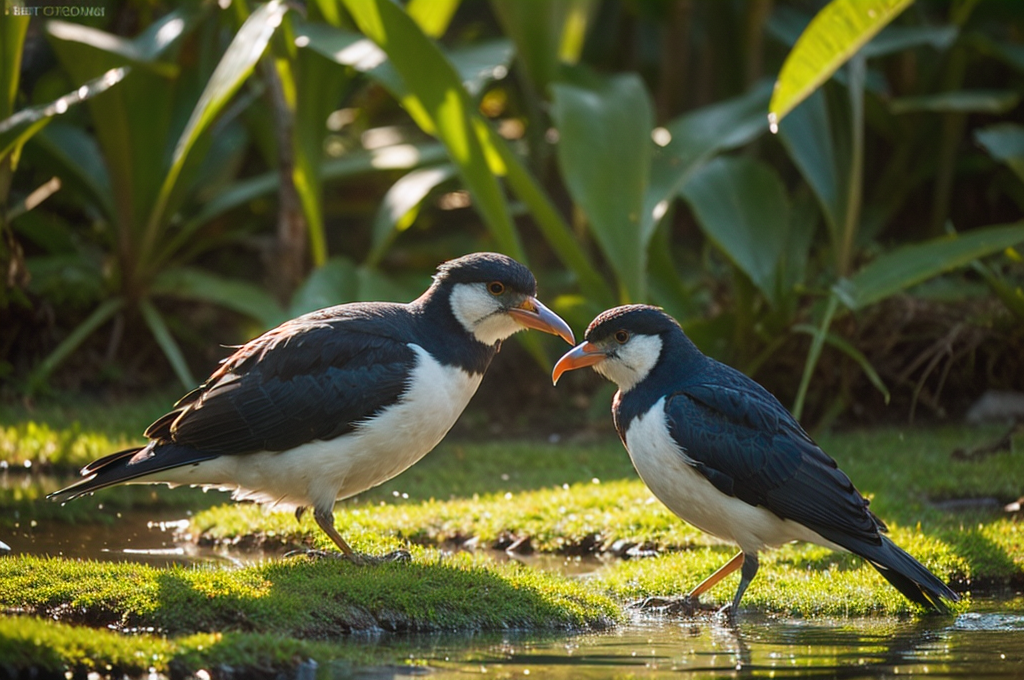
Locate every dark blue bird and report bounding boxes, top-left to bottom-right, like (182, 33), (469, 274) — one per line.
(50, 253), (574, 562)
(553, 304), (959, 613)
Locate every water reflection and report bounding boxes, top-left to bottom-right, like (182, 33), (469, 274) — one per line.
(337, 605), (1024, 679)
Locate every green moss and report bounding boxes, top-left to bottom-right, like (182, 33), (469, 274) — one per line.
(0, 554), (619, 636)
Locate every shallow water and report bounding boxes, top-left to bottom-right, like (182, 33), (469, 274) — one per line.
(4, 476), (1024, 679)
(322, 602), (1024, 679)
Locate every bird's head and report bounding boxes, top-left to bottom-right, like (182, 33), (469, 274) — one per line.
(432, 252), (574, 347)
(552, 304), (681, 392)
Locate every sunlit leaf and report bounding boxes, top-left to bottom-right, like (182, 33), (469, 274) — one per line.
(0, 11), (29, 120)
(680, 156), (791, 308)
(151, 0), (288, 242)
(0, 68), (128, 161)
(491, 0), (595, 94)
(368, 164), (456, 266)
(407, 0), (461, 38)
(769, 0), (914, 126)
(889, 90), (1021, 114)
(551, 70), (653, 301)
(342, 0), (524, 259)
(834, 223), (1024, 310)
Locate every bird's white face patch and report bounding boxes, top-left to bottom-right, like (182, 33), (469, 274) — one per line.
(449, 282), (523, 346)
(594, 334), (662, 393)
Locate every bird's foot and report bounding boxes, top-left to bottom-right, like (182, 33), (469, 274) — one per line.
(629, 595), (704, 617)
(285, 547), (412, 565)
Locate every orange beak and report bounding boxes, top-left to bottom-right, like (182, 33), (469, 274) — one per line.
(552, 341), (607, 385)
(507, 298), (575, 345)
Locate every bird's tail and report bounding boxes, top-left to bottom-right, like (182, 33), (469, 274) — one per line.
(48, 443), (215, 503)
(861, 535), (960, 613)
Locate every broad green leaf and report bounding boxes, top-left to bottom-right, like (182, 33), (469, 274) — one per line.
(491, 0), (595, 94)
(289, 257), (358, 318)
(44, 11), (189, 77)
(28, 297), (125, 394)
(889, 90), (1021, 115)
(448, 40), (515, 98)
(769, 0), (914, 126)
(407, 0), (461, 38)
(778, 89), (846, 249)
(680, 156), (791, 308)
(300, 14), (611, 305)
(833, 223), (1024, 310)
(861, 24), (957, 57)
(184, 141), (448, 233)
(47, 12), (196, 242)
(140, 299), (196, 389)
(643, 80), (772, 243)
(298, 24), (513, 111)
(1, 11), (29, 120)
(975, 123), (1024, 184)
(1, 68), (125, 172)
(150, 0), (288, 251)
(551, 71), (653, 301)
(368, 164), (456, 266)
(971, 34), (1024, 74)
(151, 267), (283, 328)
(342, 0), (524, 260)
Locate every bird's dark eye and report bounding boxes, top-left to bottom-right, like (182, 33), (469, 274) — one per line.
(488, 282), (505, 296)
(614, 330), (630, 344)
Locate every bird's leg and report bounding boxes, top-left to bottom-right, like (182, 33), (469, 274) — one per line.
(631, 553), (748, 615)
(719, 552), (758, 616)
(295, 506), (307, 523)
(313, 505), (357, 558)
(301, 505), (411, 565)
(689, 552), (745, 600)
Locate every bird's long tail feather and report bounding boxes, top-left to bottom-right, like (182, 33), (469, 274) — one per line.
(861, 535), (959, 613)
(47, 444), (217, 503)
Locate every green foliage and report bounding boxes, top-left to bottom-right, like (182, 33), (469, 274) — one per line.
(769, 0), (914, 125)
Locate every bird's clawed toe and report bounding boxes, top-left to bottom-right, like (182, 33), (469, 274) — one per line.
(629, 595), (705, 617)
(285, 547), (411, 565)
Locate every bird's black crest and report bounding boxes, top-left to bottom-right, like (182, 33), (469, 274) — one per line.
(434, 252), (536, 294)
(585, 304), (680, 342)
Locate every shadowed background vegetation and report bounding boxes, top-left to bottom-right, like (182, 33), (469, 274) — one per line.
(2, 0), (1024, 428)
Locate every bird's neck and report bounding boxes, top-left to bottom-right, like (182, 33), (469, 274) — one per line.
(412, 285), (497, 375)
(612, 331), (707, 438)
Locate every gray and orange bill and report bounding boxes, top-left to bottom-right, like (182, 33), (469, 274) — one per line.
(509, 298), (575, 345)
(552, 341), (606, 384)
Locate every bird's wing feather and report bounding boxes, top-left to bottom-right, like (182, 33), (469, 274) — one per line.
(145, 309), (417, 455)
(663, 371), (881, 545)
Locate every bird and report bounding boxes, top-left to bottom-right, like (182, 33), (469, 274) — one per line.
(552, 304), (959, 614)
(50, 252), (574, 563)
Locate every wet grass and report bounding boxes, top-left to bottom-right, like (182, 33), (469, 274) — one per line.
(2, 396), (1022, 675)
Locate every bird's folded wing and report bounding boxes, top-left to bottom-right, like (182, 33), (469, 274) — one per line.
(145, 313), (417, 456)
(664, 379), (882, 546)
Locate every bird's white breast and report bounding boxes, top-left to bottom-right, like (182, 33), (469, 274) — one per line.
(623, 398), (840, 554)
(148, 344), (482, 511)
